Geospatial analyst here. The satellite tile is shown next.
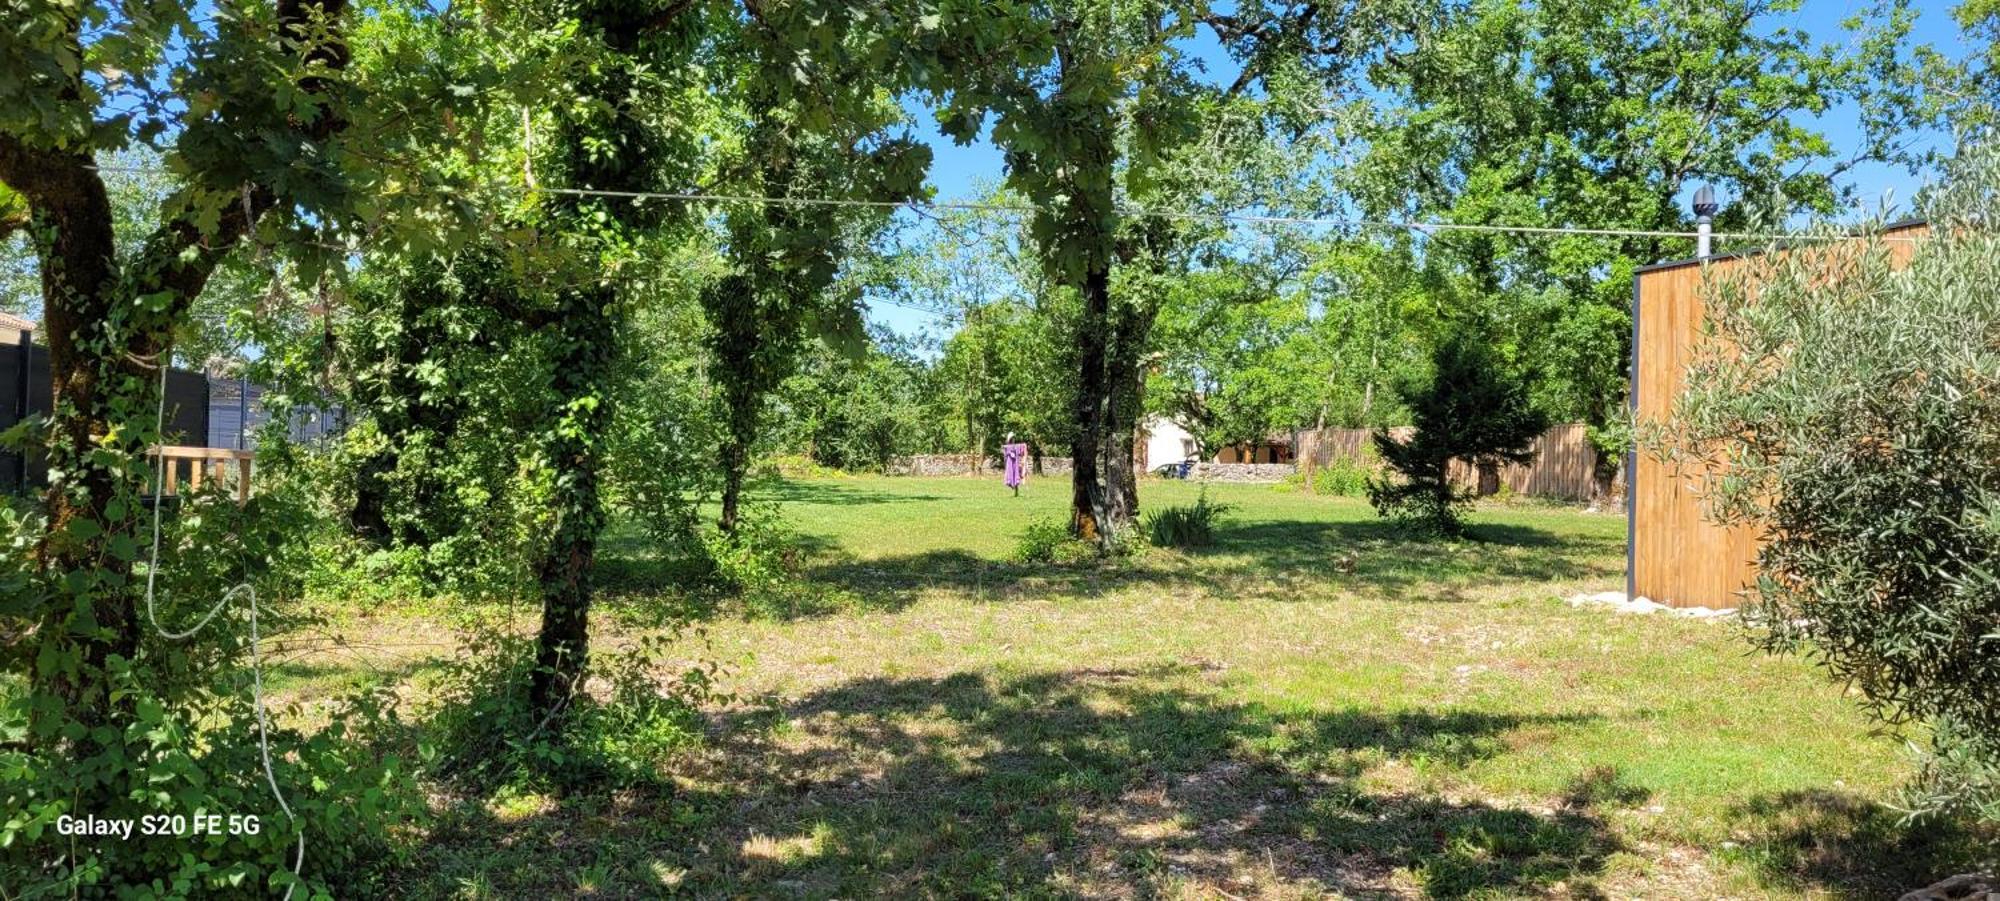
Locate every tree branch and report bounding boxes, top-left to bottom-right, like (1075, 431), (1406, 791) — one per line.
(124, 0), (355, 340)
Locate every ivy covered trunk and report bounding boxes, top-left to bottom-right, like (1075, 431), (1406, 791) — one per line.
(0, 0), (352, 758)
(528, 0), (681, 724)
(529, 282), (619, 716)
(16, 153), (149, 740)
(7, 178), (305, 757)
(710, 276), (762, 537)
(347, 282), (461, 548)
(700, 111), (857, 539)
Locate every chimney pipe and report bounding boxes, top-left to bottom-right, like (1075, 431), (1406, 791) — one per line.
(1692, 185), (1718, 259)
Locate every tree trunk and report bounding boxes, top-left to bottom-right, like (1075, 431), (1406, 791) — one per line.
(1069, 262), (1114, 543)
(718, 417), (751, 536)
(529, 282), (618, 718)
(706, 271), (764, 538)
(21, 152), (143, 741)
(349, 450), (395, 543)
(1104, 299), (1154, 521)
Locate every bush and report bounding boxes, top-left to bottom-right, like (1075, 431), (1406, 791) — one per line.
(1143, 490), (1234, 547)
(1013, 517), (1099, 564)
(681, 503), (859, 619)
(0, 485), (419, 896)
(1316, 460), (1373, 497)
(1669, 145), (2000, 822)
(1290, 457), (1374, 496)
(426, 623), (724, 789)
(1369, 330), (1549, 536)
(751, 453), (848, 480)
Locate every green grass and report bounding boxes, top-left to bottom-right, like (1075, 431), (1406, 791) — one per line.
(277, 475), (1993, 898)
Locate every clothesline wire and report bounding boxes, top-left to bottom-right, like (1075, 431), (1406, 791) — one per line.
(82, 164), (1923, 244)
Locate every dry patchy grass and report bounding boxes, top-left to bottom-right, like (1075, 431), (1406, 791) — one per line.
(271, 476), (1994, 898)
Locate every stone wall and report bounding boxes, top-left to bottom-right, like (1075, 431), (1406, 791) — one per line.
(887, 454), (989, 476)
(888, 454), (1074, 477)
(1180, 462), (1296, 483)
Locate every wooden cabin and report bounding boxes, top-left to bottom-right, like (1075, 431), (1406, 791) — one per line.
(1627, 220), (1932, 607)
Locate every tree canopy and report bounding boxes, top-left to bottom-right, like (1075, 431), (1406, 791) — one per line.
(0, 0), (1992, 890)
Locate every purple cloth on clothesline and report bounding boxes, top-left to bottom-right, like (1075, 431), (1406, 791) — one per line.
(1002, 443), (1028, 489)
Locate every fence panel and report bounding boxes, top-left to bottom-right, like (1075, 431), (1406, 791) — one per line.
(3, 340), (205, 493)
(1294, 422), (1603, 502)
(1, 333), (338, 494)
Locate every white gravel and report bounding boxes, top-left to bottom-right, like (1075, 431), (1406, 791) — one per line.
(1566, 590), (1736, 619)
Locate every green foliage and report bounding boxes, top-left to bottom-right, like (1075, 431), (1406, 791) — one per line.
(1337, 0), (1960, 433)
(1670, 146), (2000, 823)
(1143, 490), (1233, 548)
(0, 484), (418, 896)
(1369, 330), (1550, 537)
(753, 454), (849, 481)
(662, 502), (861, 620)
(606, 246), (726, 554)
(1147, 269), (1303, 454)
(887, 197), (1073, 458)
(426, 622), (722, 789)
(519, 0), (717, 720)
(698, 3), (934, 531)
(1012, 517), (1098, 565)
(696, 504), (805, 594)
(0, 670), (420, 897)
(329, 246), (552, 597)
(773, 332), (943, 472)
(1287, 456), (1375, 498)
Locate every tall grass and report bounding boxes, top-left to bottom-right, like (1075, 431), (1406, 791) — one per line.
(1143, 490), (1233, 547)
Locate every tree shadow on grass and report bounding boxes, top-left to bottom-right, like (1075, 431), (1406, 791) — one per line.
(1726, 789), (1998, 899)
(401, 667), (1640, 898)
(1200, 519), (1620, 596)
(754, 478), (949, 506)
(786, 516), (1622, 617)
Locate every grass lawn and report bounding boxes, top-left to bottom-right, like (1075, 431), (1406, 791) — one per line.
(282, 475), (1990, 898)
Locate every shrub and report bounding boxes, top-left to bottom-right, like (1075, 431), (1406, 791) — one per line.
(751, 453), (846, 481)
(1282, 458), (1373, 496)
(0, 485), (419, 896)
(684, 503), (859, 619)
(1668, 145), (2000, 822)
(1013, 517), (1099, 564)
(426, 623), (724, 789)
(1368, 330), (1549, 536)
(1309, 457), (1375, 496)
(1144, 490), (1234, 547)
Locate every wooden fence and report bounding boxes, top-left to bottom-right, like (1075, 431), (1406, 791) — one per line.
(1629, 220), (1931, 608)
(1293, 422), (1606, 502)
(3, 327), (335, 495)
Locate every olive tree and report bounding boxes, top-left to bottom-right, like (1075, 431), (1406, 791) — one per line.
(1670, 146), (2000, 822)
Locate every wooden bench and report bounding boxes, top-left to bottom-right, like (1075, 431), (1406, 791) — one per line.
(150, 445), (255, 504)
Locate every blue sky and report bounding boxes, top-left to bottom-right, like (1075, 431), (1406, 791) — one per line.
(869, 0), (1979, 337)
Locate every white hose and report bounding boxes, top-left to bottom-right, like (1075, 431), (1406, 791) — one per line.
(141, 362), (304, 899)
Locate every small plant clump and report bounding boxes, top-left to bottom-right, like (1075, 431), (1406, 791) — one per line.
(1013, 517), (1101, 564)
(1312, 460), (1376, 496)
(1144, 490), (1234, 548)
(426, 624), (725, 790)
